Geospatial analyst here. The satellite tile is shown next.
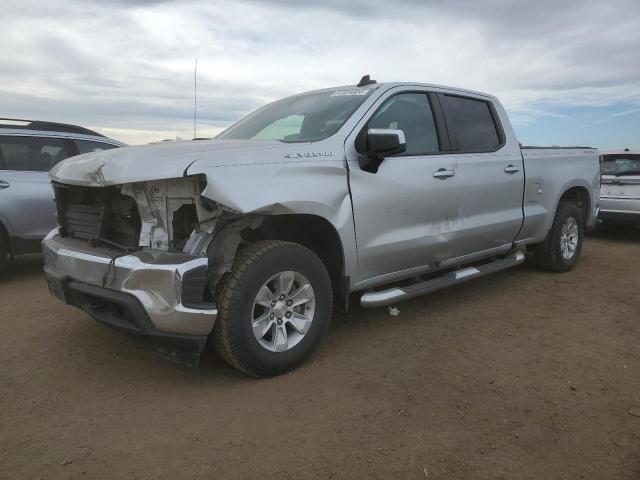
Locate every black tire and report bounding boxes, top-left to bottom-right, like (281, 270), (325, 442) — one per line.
(532, 201), (584, 272)
(0, 233), (7, 274)
(213, 240), (333, 377)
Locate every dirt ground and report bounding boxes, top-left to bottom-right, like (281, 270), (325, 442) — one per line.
(1, 227), (639, 480)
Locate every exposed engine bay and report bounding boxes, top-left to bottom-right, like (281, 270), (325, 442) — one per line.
(53, 175), (229, 255)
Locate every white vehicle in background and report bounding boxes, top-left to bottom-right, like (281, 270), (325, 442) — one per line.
(0, 118), (125, 272)
(599, 149), (640, 227)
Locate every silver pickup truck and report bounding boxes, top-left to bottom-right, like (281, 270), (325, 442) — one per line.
(43, 78), (600, 376)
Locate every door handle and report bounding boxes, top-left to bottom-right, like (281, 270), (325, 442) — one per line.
(504, 165), (520, 174)
(0, 180), (9, 189)
(433, 168), (455, 179)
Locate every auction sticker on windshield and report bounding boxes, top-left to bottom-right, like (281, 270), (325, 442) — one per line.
(330, 89), (370, 97)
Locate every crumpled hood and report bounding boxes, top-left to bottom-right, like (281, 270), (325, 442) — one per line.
(49, 139), (298, 186)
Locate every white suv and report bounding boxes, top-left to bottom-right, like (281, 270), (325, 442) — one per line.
(599, 149), (640, 227)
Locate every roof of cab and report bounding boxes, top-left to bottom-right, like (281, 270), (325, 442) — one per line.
(293, 81), (498, 102)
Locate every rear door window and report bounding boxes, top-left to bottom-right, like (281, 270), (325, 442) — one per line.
(440, 94), (502, 152)
(0, 136), (70, 171)
(75, 139), (119, 155)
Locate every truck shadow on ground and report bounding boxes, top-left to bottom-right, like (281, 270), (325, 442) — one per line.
(199, 261), (529, 381)
(0, 254), (43, 283)
(587, 224), (640, 243)
(51, 253), (544, 385)
(2, 247), (573, 383)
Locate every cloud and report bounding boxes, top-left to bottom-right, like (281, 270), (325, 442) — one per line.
(0, 0), (639, 145)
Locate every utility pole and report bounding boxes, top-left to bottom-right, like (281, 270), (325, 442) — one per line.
(193, 58), (198, 139)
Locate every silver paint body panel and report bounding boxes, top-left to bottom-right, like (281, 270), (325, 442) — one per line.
(516, 148), (600, 243)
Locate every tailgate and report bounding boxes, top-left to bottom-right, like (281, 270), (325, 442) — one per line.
(601, 175), (640, 198)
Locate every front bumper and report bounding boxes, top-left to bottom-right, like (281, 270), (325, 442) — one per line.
(42, 229), (217, 365)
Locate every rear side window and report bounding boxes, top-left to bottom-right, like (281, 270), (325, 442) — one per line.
(0, 136), (70, 172)
(440, 95), (502, 152)
(75, 139), (119, 155)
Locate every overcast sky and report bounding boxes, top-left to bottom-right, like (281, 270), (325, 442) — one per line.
(1, 0), (639, 147)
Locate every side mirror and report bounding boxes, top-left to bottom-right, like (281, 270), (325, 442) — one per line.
(366, 128), (406, 157)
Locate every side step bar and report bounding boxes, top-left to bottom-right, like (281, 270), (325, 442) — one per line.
(360, 251), (526, 308)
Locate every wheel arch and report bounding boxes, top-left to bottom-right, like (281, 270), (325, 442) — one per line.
(251, 214), (347, 307)
(558, 184), (591, 226)
(524, 182), (593, 248)
(205, 213), (348, 310)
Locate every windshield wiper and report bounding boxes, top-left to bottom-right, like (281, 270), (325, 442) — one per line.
(616, 170), (640, 176)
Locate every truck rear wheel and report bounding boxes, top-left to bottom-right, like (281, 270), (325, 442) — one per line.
(532, 201), (584, 272)
(213, 240), (332, 377)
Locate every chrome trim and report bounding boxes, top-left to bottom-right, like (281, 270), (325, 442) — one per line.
(433, 169), (456, 179)
(599, 208), (640, 214)
(360, 251), (525, 308)
(367, 128), (406, 145)
(357, 288), (406, 308)
(599, 196), (640, 200)
(42, 229), (217, 336)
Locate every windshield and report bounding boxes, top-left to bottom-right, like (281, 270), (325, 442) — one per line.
(217, 88), (374, 143)
(601, 154), (640, 176)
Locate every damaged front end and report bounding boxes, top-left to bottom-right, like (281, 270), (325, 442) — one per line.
(43, 174), (241, 365)
(54, 174), (218, 253)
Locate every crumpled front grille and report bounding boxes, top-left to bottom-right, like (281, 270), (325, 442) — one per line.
(53, 183), (141, 250)
(64, 203), (104, 241)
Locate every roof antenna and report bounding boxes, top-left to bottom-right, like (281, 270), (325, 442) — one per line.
(193, 58), (198, 140)
(357, 74), (376, 87)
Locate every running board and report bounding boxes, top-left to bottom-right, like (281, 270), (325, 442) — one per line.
(360, 251), (526, 308)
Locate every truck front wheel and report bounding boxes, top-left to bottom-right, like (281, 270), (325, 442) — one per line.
(212, 240), (333, 377)
(532, 201), (584, 272)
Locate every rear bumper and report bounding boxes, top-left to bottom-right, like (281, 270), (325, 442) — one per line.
(42, 229), (217, 365)
(598, 210), (640, 224)
(599, 197), (640, 224)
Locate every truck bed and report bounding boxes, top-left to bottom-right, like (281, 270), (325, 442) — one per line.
(516, 146), (600, 244)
